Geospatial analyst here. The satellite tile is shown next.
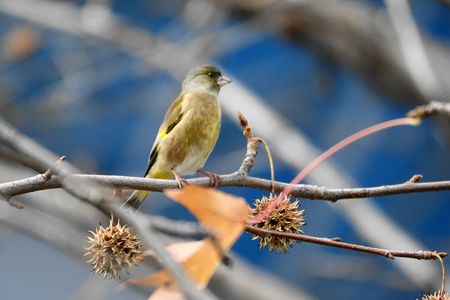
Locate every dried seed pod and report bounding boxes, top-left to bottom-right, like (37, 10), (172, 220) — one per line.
(85, 217), (143, 279)
(250, 194), (305, 253)
(422, 290), (450, 300)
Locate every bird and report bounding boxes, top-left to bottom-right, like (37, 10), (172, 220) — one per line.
(122, 65), (232, 212)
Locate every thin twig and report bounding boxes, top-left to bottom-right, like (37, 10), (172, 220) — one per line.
(0, 189), (23, 209)
(42, 155), (67, 181)
(257, 137), (275, 194)
(433, 252), (446, 293)
(246, 225), (448, 261)
(236, 112), (259, 177)
(238, 112), (275, 193)
(407, 101), (450, 119)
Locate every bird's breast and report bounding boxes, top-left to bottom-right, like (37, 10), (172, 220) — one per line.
(165, 93), (221, 175)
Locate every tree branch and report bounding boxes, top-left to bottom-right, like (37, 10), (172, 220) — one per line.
(246, 225), (448, 261)
(408, 101), (450, 119)
(1, 170), (449, 203)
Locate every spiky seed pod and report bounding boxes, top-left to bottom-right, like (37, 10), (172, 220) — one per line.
(85, 218), (143, 279)
(422, 291), (450, 300)
(250, 194), (305, 253)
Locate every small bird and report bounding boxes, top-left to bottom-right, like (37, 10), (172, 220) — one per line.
(122, 65), (232, 211)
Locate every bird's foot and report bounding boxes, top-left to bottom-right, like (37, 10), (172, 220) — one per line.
(197, 169), (220, 187)
(172, 171), (189, 189)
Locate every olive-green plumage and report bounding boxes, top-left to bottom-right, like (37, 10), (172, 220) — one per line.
(123, 65), (232, 211)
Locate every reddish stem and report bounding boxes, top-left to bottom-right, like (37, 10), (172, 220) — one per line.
(250, 117), (420, 224)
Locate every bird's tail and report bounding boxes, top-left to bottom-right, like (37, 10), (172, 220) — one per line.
(121, 190), (150, 213)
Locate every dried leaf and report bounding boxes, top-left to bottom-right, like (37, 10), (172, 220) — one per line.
(129, 241), (204, 288)
(149, 289), (184, 300)
(129, 186), (248, 297)
(166, 186), (249, 249)
(165, 241), (204, 262)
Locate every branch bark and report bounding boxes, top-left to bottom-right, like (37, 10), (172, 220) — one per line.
(246, 225), (447, 261)
(2, 173), (449, 203)
(408, 101), (450, 119)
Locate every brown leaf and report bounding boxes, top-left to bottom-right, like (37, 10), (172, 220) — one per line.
(129, 186), (249, 296)
(166, 186), (249, 249)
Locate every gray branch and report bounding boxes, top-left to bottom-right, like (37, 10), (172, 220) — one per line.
(1, 173), (449, 203)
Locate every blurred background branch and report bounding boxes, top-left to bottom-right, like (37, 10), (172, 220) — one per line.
(219, 0), (450, 102)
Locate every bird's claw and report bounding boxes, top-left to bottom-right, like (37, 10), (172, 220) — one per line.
(172, 171), (189, 189)
(197, 169), (220, 187)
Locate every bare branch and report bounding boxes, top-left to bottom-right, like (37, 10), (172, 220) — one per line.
(2, 170), (449, 203)
(407, 101), (450, 119)
(0, 189), (23, 209)
(246, 225), (448, 261)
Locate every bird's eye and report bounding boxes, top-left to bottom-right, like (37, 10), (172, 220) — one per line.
(207, 72), (215, 78)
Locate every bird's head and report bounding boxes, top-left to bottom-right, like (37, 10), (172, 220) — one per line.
(182, 65), (232, 95)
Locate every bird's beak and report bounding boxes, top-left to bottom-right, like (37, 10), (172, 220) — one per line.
(217, 76), (232, 87)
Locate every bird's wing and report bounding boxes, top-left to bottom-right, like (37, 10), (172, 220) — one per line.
(143, 94), (186, 176)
